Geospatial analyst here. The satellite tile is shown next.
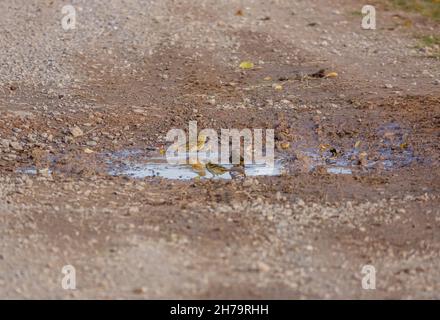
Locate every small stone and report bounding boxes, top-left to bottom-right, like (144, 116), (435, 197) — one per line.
(434, 79), (440, 85)
(256, 261), (271, 273)
(10, 141), (23, 151)
(243, 179), (254, 187)
(0, 139), (10, 148)
(37, 168), (51, 177)
(4, 153), (17, 161)
(86, 140), (97, 147)
(133, 287), (147, 294)
(70, 126), (84, 138)
(384, 84), (393, 89)
(128, 206), (140, 214)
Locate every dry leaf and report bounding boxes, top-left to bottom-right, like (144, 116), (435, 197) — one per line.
(325, 72), (338, 78)
(400, 142), (408, 149)
(239, 61), (254, 70)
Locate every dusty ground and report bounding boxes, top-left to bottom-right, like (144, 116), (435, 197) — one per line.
(0, 0), (440, 299)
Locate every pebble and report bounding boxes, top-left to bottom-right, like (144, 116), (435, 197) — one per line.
(70, 126), (84, 138)
(10, 141), (23, 151)
(133, 287), (147, 294)
(3, 153), (16, 161)
(243, 179), (253, 187)
(0, 139), (10, 148)
(434, 79), (440, 85)
(256, 261), (271, 273)
(128, 206), (140, 214)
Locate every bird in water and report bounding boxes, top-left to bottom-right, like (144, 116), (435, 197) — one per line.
(191, 161), (206, 177)
(206, 162), (228, 176)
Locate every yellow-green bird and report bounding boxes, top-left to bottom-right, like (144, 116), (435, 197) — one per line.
(191, 162), (207, 177)
(174, 134), (209, 152)
(206, 162), (228, 176)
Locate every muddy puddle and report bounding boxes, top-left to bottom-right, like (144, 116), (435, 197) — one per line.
(17, 123), (421, 180)
(105, 150), (285, 180)
(294, 122), (418, 175)
(18, 144), (417, 180)
(17, 149), (286, 180)
(296, 145), (416, 175)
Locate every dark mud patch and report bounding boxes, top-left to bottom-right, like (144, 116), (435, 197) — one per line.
(289, 121), (421, 175)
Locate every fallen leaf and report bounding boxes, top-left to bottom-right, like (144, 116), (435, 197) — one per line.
(403, 19), (413, 28)
(239, 61), (254, 70)
(354, 141), (361, 149)
(235, 9), (243, 16)
(84, 148), (94, 154)
(325, 72), (338, 78)
(400, 142), (408, 149)
(273, 84), (283, 91)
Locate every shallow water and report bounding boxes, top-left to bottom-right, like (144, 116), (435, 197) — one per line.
(17, 122), (419, 180)
(107, 156), (285, 180)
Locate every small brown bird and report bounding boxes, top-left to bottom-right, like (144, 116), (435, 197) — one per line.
(191, 162), (206, 177)
(206, 162), (228, 176)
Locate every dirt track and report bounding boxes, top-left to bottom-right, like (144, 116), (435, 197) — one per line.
(0, 0), (440, 299)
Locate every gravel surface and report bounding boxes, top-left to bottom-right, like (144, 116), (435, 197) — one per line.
(0, 0), (439, 299)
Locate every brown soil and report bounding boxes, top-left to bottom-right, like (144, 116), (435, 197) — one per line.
(0, 0), (439, 299)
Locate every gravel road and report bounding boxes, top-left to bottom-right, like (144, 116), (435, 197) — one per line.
(0, 0), (439, 299)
